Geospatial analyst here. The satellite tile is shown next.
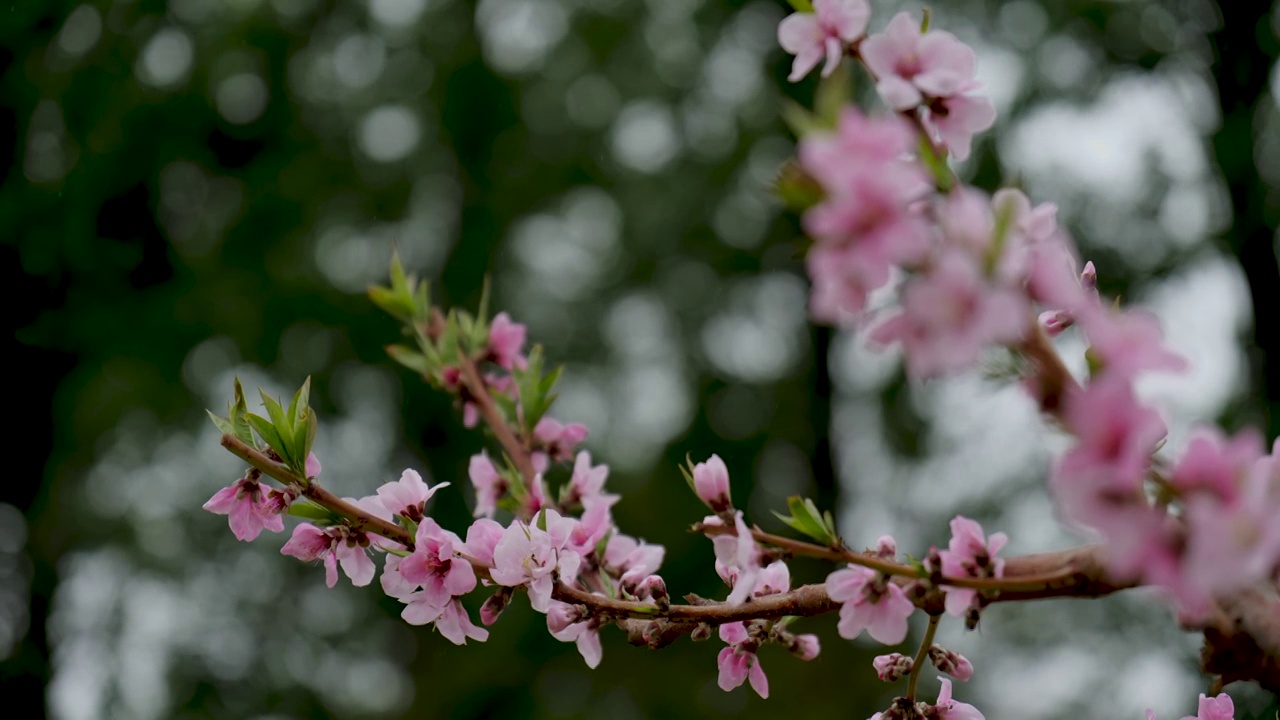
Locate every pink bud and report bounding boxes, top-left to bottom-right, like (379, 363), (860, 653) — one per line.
(305, 452), (322, 479)
(547, 602), (582, 634)
(875, 535), (897, 559)
(480, 588), (511, 626)
(873, 653), (914, 682)
(1080, 261), (1097, 290)
(928, 644), (974, 680)
(1040, 309), (1074, 336)
(692, 454), (733, 512)
(791, 633), (820, 661)
(637, 575), (668, 603)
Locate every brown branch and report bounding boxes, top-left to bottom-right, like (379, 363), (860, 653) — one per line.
(455, 353), (540, 487)
(220, 434), (415, 549)
(1016, 325), (1080, 415)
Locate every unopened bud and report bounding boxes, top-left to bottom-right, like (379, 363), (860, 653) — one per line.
(873, 653), (914, 682)
(637, 575), (669, 608)
(480, 588), (513, 626)
(790, 633), (820, 661)
(690, 623), (713, 642)
(547, 602), (585, 634)
(1039, 309), (1074, 336)
(1080, 261), (1097, 290)
(875, 535), (898, 559)
(692, 455), (733, 513)
(928, 644), (974, 681)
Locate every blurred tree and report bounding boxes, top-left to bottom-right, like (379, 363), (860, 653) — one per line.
(2, 0), (1277, 718)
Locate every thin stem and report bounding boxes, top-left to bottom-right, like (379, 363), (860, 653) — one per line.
(220, 434), (414, 549)
(694, 521), (1104, 594)
(905, 614), (941, 701)
(455, 352), (540, 487)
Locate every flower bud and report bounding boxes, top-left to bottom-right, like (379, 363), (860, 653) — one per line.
(480, 588), (512, 626)
(636, 575), (668, 606)
(1080, 261), (1097, 290)
(875, 535), (898, 559)
(690, 623), (713, 642)
(873, 653), (914, 682)
(547, 602), (584, 634)
(928, 644), (974, 680)
(790, 633), (820, 661)
(692, 455), (733, 512)
(1039, 309), (1074, 336)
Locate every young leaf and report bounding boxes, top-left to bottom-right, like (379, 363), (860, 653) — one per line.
(207, 410), (235, 436)
(246, 413), (287, 463)
(386, 345), (431, 375)
(288, 499), (336, 522)
(229, 378), (256, 446)
(288, 377), (312, 426)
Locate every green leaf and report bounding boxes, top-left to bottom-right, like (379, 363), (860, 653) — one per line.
(207, 410), (235, 436)
(386, 344), (431, 375)
(259, 391), (292, 437)
(813, 60), (851, 127)
(785, 0), (813, 12)
(288, 499), (336, 522)
(780, 99), (824, 138)
(368, 284), (415, 322)
(771, 161), (825, 212)
(229, 378), (256, 446)
(920, 7), (931, 33)
(288, 376), (311, 426)
(679, 454), (697, 494)
(289, 414), (311, 475)
(247, 413), (286, 462)
(776, 496), (836, 545)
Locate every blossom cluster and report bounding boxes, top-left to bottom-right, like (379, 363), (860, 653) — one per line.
(196, 0), (1267, 716)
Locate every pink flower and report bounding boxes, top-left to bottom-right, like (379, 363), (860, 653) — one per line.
(1147, 693), (1235, 720)
(1078, 304), (1187, 380)
(802, 166), (933, 266)
(825, 564), (915, 644)
(468, 451), (505, 519)
(752, 560), (791, 597)
(280, 522), (376, 588)
(716, 622), (768, 698)
(531, 417), (589, 472)
(547, 600), (603, 668)
(380, 554), (416, 599)
(1057, 377), (1167, 498)
(487, 312), (527, 370)
(398, 518), (477, 609)
(561, 451), (612, 508)
(931, 678), (984, 720)
(806, 243), (894, 324)
(203, 476), (288, 542)
(565, 495), (620, 560)
(938, 515), (1007, 618)
(798, 108), (920, 190)
(374, 468), (448, 523)
(604, 533), (667, 589)
(1169, 428), (1264, 501)
(777, 0), (870, 82)
(870, 251), (1028, 378)
(710, 512), (763, 605)
(490, 510), (581, 612)
(861, 12), (978, 110)
(691, 454), (732, 512)
(431, 598), (489, 645)
(923, 90), (996, 161)
(462, 518), (505, 566)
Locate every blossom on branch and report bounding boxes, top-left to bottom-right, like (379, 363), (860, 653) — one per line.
(716, 622), (768, 698)
(825, 563), (914, 644)
(777, 0), (870, 82)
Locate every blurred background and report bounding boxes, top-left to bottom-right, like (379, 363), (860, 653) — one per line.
(4, 0), (1280, 717)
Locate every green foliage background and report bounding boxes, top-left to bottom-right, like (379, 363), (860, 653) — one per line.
(4, 0), (1280, 717)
